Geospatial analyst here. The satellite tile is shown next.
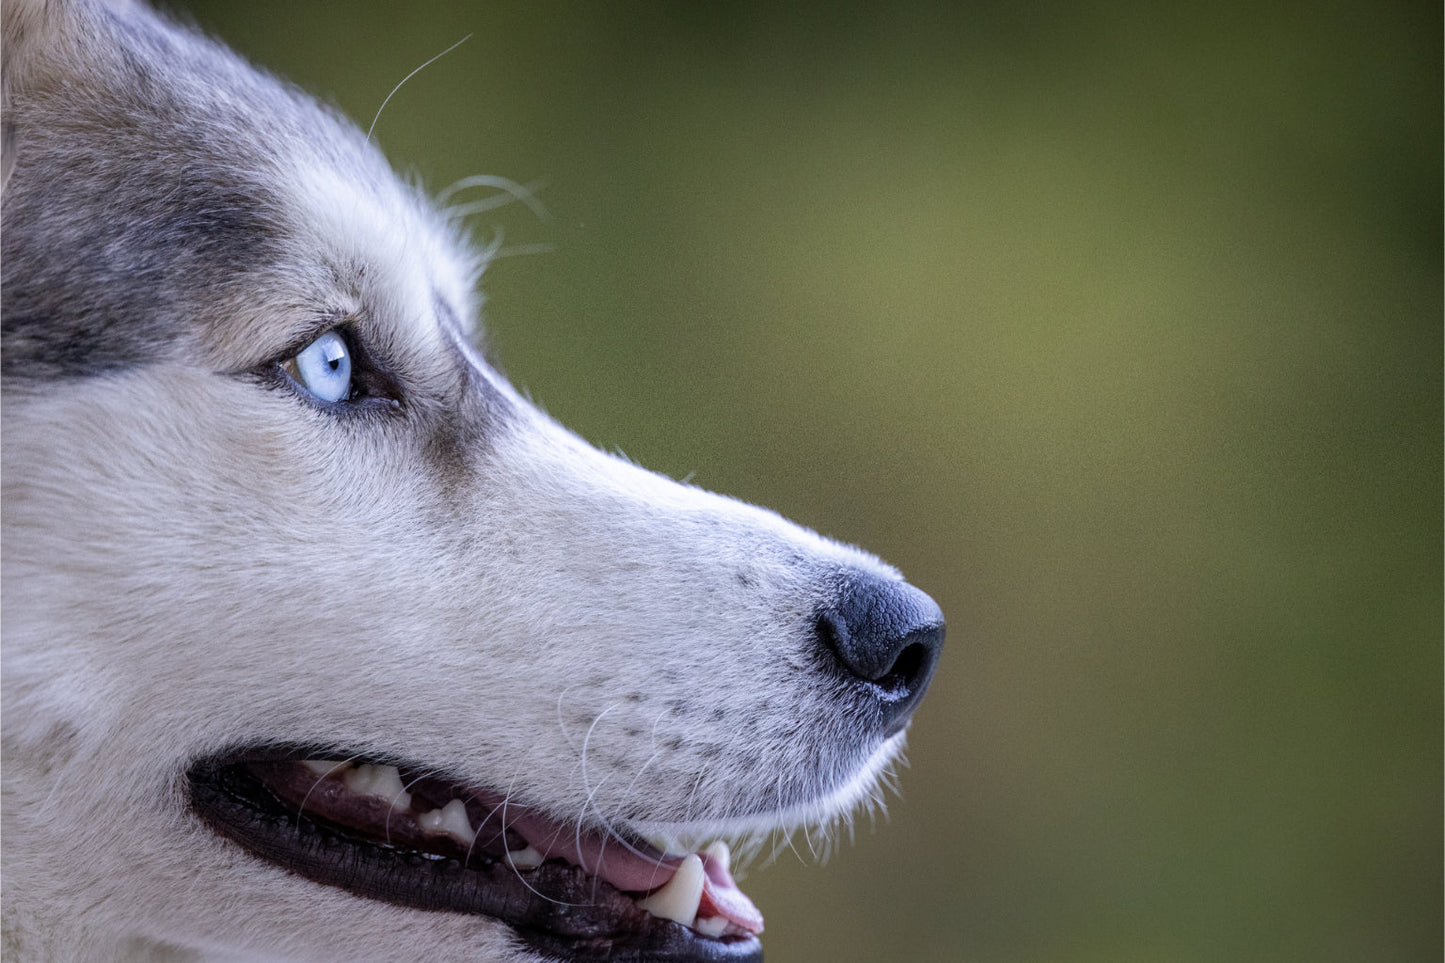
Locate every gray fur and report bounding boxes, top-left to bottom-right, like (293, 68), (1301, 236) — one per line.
(1, 0), (460, 380)
(1, 1), (938, 959)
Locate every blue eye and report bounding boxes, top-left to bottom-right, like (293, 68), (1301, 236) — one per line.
(285, 330), (352, 403)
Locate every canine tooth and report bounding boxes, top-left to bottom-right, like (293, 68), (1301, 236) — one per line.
(701, 840), (731, 872)
(506, 845), (544, 869)
(644, 834), (681, 855)
(693, 916), (729, 938)
(637, 854), (705, 926)
(301, 759), (347, 777)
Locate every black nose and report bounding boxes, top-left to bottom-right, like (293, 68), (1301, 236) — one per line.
(816, 575), (945, 736)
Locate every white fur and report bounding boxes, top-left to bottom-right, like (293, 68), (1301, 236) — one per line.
(0, 1), (913, 959)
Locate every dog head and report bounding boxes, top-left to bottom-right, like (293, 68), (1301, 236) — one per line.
(0, 1), (944, 960)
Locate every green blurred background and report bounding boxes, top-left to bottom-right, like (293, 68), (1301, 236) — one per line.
(176, 2), (1441, 960)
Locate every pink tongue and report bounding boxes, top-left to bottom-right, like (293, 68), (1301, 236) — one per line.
(697, 849), (765, 934)
(506, 809), (764, 934)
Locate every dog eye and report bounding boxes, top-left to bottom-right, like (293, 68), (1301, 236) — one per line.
(283, 330), (353, 403)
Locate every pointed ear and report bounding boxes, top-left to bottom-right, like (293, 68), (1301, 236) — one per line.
(4, 0), (58, 193)
(4, 0), (68, 94)
(3, 0), (92, 194)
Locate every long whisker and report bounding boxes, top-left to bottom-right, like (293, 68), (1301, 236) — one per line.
(367, 35), (473, 143)
(439, 174), (550, 221)
(296, 755), (361, 818)
(496, 770), (574, 906)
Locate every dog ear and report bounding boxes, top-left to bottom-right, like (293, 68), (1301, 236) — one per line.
(4, 0), (57, 192)
(4, 0), (69, 195)
(2, 0), (116, 195)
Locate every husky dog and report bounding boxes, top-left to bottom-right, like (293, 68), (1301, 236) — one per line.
(0, 1), (944, 960)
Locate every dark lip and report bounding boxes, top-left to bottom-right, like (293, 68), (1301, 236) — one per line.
(184, 746), (763, 963)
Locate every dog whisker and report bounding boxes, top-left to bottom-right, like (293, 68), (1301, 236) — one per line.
(366, 34), (473, 143)
(295, 754), (362, 822)
(492, 770), (575, 908)
(487, 242), (556, 261)
(6, 0), (945, 953)
(436, 174), (549, 220)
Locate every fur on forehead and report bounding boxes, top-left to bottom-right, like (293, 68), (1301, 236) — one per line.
(237, 158), (485, 368)
(1, 0), (484, 375)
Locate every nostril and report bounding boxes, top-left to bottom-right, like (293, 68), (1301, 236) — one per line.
(815, 575), (945, 735)
(875, 641), (927, 700)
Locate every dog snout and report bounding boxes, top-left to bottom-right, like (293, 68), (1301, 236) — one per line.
(816, 575), (945, 736)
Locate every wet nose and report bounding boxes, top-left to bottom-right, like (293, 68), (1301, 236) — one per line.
(816, 575), (945, 736)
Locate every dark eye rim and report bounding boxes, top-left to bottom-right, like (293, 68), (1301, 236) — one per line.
(262, 324), (405, 416)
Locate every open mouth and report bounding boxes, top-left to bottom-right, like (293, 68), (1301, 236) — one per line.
(186, 749), (764, 962)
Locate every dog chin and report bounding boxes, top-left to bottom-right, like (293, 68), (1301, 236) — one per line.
(626, 730), (908, 851)
(0, 0), (946, 957)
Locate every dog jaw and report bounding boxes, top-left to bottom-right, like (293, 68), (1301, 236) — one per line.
(0, 0), (944, 958)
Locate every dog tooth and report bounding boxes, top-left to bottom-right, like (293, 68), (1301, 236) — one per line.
(637, 853), (705, 926)
(693, 916), (729, 938)
(644, 834), (681, 855)
(343, 765), (374, 795)
(701, 840), (731, 872)
(343, 763), (381, 794)
(301, 760), (347, 778)
(434, 799), (473, 842)
(506, 845), (544, 869)
(372, 765), (406, 796)
(417, 799), (470, 837)
(343, 763), (412, 809)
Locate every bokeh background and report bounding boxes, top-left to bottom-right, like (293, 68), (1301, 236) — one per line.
(176, 2), (1441, 960)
